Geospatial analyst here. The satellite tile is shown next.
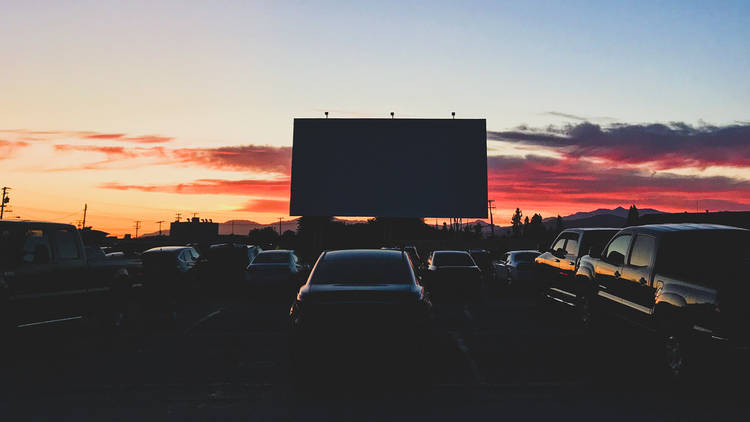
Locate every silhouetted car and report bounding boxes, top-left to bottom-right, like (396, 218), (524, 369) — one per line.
(290, 249), (430, 333)
(468, 249), (492, 277)
(204, 243), (262, 289)
(493, 250), (541, 285)
(0, 221), (135, 331)
(535, 228), (619, 306)
(381, 246), (422, 277)
(246, 250), (307, 292)
(141, 246), (202, 317)
(574, 224), (750, 377)
(423, 250), (482, 303)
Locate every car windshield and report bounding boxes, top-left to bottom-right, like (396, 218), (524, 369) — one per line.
(253, 252), (290, 264)
(310, 253), (412, 284)
(514, 252), (539, 262)
(433, 252), (475, 267)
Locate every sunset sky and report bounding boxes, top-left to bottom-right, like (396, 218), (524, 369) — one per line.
(2, 1), (749, 236)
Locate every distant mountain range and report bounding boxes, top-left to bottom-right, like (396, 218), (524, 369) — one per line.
(142, 207), (664, 237)
(472, 206), (665, 236)
(545, 206), (663, 222)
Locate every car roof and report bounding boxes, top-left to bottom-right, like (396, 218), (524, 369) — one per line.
(433, 250), (471, 255)
(509, 250), (541, 254)
(323, 249), (404, 260)
(622, 223), (747, 235)
(562, 227), (621, 233)
(258, 249), (292, 254)
(0, 220), (76, 230)
(143, 246), (191, 254)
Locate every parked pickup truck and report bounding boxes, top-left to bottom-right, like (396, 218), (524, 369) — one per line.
(535, 228), (619, 306)
(574, 224), (750, 377)
(0, 221), (137, 331)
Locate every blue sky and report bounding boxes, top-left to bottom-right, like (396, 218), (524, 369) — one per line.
(1, 1), (749, 234)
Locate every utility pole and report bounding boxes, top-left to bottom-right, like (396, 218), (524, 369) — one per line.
(278, 217), (283, 236)
(156, 220), (165, 236)
(175, 212), (182, 222)
(81, 203), (87, 230)
(134, 220), (142, 238)
(0, 187), (10, 220)
(488, 199), (496, 237)
(231, 220), (235, 236)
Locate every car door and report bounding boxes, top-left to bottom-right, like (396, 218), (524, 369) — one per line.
(5, 225), (55, 326)
(48, 226), (90, 320)
(538, 235), (567, 288)
(619, 233), (657, 326)
(594, 233), (632, 315)
(495, 253), (510, 281)
(556, 232), (581, 297)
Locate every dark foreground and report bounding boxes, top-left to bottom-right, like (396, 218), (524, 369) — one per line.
(2, 289), (748, 421)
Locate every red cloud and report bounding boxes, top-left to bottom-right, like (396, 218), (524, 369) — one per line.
(85, 133), (125, 140)
(0, 129), (173, 144)
(0, 140), (29, 158)
(235, 199), (289, 213)
(84, 133), (173, 143)
(99, 178), (290, 196)
(171, 145), (291, 173)
(488, 155), (750, 213)
(55, 144), (135, 156)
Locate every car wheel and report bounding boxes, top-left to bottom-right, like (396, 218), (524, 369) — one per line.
(661, 324), (695, 380)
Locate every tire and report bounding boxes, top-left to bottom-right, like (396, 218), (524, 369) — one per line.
(661, 324), (692, 380)
(577, 292), (595, 330)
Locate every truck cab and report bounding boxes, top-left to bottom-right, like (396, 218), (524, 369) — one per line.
(575, 224), (750, 376)
(1, 221), (131, 330)
(535, 228), (619, 307)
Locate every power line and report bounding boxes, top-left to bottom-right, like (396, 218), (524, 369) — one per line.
(81, 203), (87, 230)
(0, 187), (11, 220)
(488, 199), (496, 237)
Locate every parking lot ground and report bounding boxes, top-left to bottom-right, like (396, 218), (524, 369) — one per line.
(2, 292), (749, 421)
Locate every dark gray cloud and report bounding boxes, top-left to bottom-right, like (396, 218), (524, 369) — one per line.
(488, 122), (750, 169)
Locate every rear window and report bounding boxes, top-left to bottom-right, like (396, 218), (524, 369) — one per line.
(581, 230), (618, 257)
(656, 230), (750, 286)
(311, 254), (412, 284)
(253, 252), (290, 264)
(433, 252), (476, 267)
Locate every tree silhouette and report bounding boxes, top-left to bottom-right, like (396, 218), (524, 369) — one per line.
(511, 208), (523, 237)
(527, 213), (546, 238)
(555, 215), (564, 234)
(626, 204), (639, 226)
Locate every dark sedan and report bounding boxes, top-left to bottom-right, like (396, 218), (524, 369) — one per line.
(290, 249), (430, 331)
(141, 246), (202, 318)
(423, 250), (482, 303)
(246, 250), (307, 294)
(289, 249), (431, 381)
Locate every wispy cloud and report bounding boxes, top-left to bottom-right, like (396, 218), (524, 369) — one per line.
(542, 111), (617, 122)
(99, 178), (290, 196)
(1, 129), (174, 144)
(0, 139), (30, 158)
